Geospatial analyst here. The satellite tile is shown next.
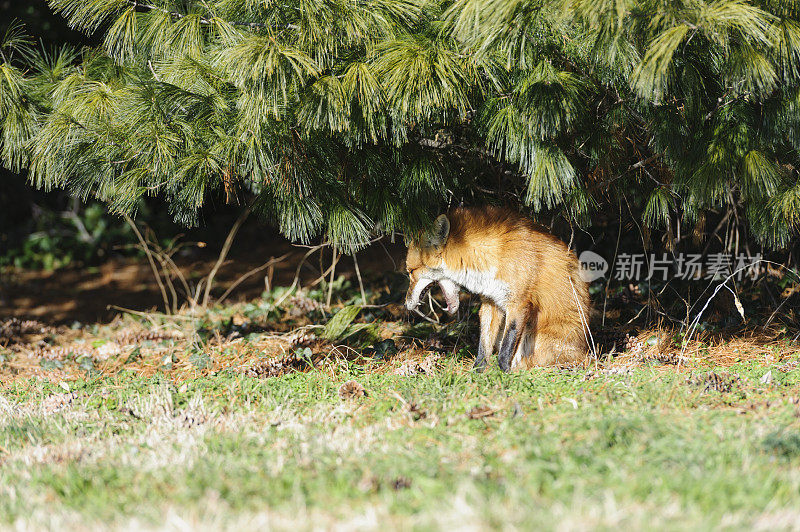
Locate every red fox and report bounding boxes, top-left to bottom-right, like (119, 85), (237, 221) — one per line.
(405, 207), (591, 371)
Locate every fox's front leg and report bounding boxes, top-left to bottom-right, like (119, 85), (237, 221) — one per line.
(475, 301), (503, 372)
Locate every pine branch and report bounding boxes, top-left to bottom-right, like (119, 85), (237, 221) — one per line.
(703, 92), (752, 122)
(126, 0), (296, 30)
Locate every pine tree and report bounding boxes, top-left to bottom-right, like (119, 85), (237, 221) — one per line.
(0, 0), (798, 250)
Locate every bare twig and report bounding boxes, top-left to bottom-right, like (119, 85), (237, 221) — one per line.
(272, 244), (327, 308)
(765, 265), (800, 327)
(265, 260), (275, 292)
(201, 206), (251, 307)
(147, 60), (160, 81)
(154, 253), (180, 314)
(377, 236), (398, 270)
(603, 199), (623, 327)
(570, 277), (596, 359)
(701, 209), (732, 257)
(217, 252), (292, 305)
(326, 246), (339, 308)
(159, 250), (195, 308)
(680, 260), (799, 357)
(353, 252), (367, 305)
(62, 208), (95, 244)
(412, 308), (441, 324)
(108, 305), (197, 321)
(124, 215), (170, 314)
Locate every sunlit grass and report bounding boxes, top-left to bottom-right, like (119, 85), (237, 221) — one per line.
(2, 364), (800, 529)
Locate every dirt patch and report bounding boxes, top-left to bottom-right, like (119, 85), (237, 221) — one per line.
(1, 233), (404, 323)
(1, 230), (798, 385)
(2, 302), (797, 387)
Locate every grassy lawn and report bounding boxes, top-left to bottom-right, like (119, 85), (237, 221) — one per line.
(2, 278), (799, 529)
(2, 360), (800, 529)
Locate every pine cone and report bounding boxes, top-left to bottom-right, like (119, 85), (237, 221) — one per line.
(1, 318), (56, 346)
(338, 380), (367, 400)
(624, 334), (637, 350)
(245, 358), (287, 379)
(42, 392), (77, 414)
(244, 351), (312, 379)
(33, 346), (93, 361)
(648, 351), (688, 365)
(419, 353), (440, 375)
(116, 330), (177, 345)
(407, 402), (427, 420)
(687, 371), (740, 393)
(393, 361), (419, 376)
(285, 292), (323, 316)
(285, 329), (317, 347)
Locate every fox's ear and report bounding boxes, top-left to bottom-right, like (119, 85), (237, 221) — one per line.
(425, 214), (450, 248)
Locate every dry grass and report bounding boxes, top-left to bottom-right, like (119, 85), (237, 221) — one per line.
(0, 313), (794, 380)
(2, 306), (798, 387)
(605, 327), (800, 371)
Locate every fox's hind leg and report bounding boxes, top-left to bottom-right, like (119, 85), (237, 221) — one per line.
(498, 304), (531, 372)
(526, 319), (587, 367)
(475, 300), (504, 372)
(502, 306), (587, 368)
(511, 327), (535, 370)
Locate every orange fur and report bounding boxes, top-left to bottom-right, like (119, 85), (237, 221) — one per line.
(406, 206), (591, 369)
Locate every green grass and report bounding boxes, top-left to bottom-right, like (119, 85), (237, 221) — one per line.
(2, 363), (800, 529)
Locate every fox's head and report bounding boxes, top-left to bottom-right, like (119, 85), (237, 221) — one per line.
(405, 214), (460, 315)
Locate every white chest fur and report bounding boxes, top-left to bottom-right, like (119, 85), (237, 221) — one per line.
(440, 261), (511, 308)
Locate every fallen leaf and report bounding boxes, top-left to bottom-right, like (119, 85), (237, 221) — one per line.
(467, 405), (495, 419)
(391, 477), (412, 490)
(407, 402), (427, 421)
